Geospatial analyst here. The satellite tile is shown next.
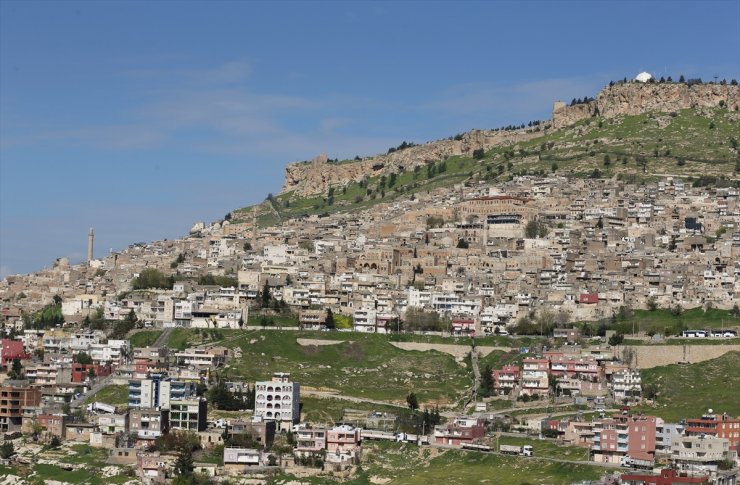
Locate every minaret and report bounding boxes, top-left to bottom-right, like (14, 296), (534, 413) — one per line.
(87, 227), (94, 264)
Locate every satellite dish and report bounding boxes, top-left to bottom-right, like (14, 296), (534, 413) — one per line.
(708, 408), (713, 414)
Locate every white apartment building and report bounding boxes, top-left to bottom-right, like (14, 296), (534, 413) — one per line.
(255, 372), (300, 431)
(611, 370), (642, 403)
(89, 339), (130, 365)
(353, 308), (377, 333)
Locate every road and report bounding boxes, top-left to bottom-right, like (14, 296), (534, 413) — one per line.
(153, 327), (174, 347)
(69, 374), (114, 408)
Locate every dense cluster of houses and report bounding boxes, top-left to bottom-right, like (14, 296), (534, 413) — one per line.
(3, 176), (740, 340)
(489, 346), (641, 403)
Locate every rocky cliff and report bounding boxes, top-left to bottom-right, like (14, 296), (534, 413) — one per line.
(281, 128), (542, 197)
(281, 82), (740, 197)
(552, 82), (739, 128)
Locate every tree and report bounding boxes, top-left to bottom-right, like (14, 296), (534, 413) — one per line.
(525, 220), (548, 239)
(0, 442), (14, 459)
(646, 296), (658, 311)
(596, 217), (604, 229)
(261, 282), (271, 309)
(132, 268), (174, 290)
(243, 241), (252, 251)
(456, 239), (469, 249)
(88, 368), (96, 381)
(472, 148), (485, 159)
(174, 447), (194, 477)
(608, 333), (624, 347)
(481, 364), (494, 397)
(74, 352), (93, 365)
(208, 380), (244, 411)
(49, 435), (61, 449)
(551, 162), (558, 172)
(8, 358), (23, 379)
(325, 309), (335, 330)
(406, 392), (419, 410)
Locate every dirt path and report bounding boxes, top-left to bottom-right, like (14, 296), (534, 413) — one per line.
(390, 341), (511, 359)
(297, 338), (345, 346)
(302, 389), (408, 409)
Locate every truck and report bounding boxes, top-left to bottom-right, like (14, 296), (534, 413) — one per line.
(620, 455), (654, 469)
(86, 401), (116, 414)
(499, 444), (534, 456)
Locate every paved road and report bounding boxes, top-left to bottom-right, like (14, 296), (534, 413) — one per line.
(153, 327), (174, 347)
(69, 374), (114, 408)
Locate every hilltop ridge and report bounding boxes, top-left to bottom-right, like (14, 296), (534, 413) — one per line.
(280, 81), (739, 198)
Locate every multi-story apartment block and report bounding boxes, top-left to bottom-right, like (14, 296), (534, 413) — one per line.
(294, 425), (327, 457)
(0, 382), (42, 431)
(174, 347), (228, 368)
(612, 370), (642, 403)
(671, 435), (732, 473)
(130, 408), (169, 441)
(326, 425), (361, 463)
(169, 398), (207, 431)
(128, 376), (197, 409)
(97, 413), (129, 434)
(493, 365), (520, 395)
(685, 411), (740, 451)
(592, 414), (658, 465)
(254, 372), (300, 431)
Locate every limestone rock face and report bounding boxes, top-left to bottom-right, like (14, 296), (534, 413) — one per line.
(280, 82), (740, 198)
(552, 82), (739, 128)
(281, 129), (540, 197)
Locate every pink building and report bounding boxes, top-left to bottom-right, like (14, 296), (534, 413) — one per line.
(327, 425), (361, 455)
(493, 365), (520, 395)
(592, 414), (658, 464)
(434, 416), (486, 446)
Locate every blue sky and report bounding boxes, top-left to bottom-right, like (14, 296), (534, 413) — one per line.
(1, 1), (739, 277)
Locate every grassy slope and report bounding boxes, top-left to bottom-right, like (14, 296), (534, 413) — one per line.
(85, 384), (129, 406)
(233, 107), (738, 224)
(129, 330), (162, 348)
(270, 441), (605, 485)
(216, 330), (471, 404)
(632, 351), (740, 421)
(608, 308), (740, 336)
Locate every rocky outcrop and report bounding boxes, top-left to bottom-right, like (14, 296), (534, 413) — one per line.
(281, 82), (740, 197)
(281, 129), (541, 196)
(552, 82), (739, 128)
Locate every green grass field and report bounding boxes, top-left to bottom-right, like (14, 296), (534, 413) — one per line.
(609, 308), (740, 336)
(268, 441), (607, 485)
(85, 384), (129, 406)
(631, 351), (740, 421)
(218, 330), (471, 405)
(300, 396), (405, 425)
(129, 330), (162, 347)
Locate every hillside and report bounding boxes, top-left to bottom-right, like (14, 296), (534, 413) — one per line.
(632, 351), (740, 421)
(232, 91), (739, 225)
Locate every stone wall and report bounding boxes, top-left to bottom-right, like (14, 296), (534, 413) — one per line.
(626, 344), (740, 369)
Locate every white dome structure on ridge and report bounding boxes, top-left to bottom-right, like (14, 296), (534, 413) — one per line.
(635, 72), (653, 83)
